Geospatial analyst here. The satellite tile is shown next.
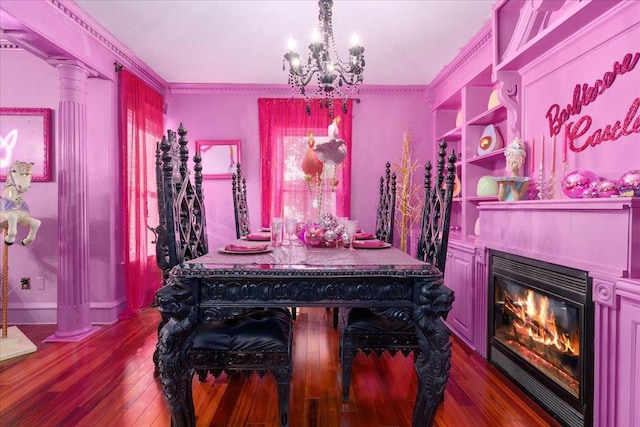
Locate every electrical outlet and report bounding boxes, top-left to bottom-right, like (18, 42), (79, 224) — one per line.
(20, 277), (30, 290)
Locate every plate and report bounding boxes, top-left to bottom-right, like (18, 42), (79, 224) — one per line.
(355, 233), (375, 240)
(352, 241), (392, 249)
(493, 176), (529, 183)
(259, 227), (271, 232)
(218, 246), (272, 254)
(241, 234), (271, 241)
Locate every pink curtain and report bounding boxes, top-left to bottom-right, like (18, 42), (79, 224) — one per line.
(118, 70), (164, 318)
(258, 98), (352, 227)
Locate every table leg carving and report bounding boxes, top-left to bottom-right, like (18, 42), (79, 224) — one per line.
(412, 280), (455, 427)
(155, 280), (198, 427)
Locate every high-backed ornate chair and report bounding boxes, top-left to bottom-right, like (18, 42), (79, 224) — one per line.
(152, 124), (293, 426)
(339, 140), (456, 403)
(374, 161), (397, 244)
(232, 163), (251, 239)
(230, 163), (297, 320)
(331, 162), (396, 328)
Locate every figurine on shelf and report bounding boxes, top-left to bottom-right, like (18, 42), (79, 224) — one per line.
(495, 137), (530, 201)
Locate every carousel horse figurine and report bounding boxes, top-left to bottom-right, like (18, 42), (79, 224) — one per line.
(0, 161), (41, 245)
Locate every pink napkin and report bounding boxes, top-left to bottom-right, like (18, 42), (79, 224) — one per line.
(352, 240), (388, 249)
(245, 234), (271, 241)
(224, 244), (268, 253)
(355, 232), (375, 240)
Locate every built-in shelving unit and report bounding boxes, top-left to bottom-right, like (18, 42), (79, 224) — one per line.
(433, 68), (510, 242)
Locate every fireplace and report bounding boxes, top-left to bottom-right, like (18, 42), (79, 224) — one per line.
(488, 251), (593, 427)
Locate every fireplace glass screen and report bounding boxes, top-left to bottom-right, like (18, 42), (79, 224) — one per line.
(489, 251), (593, 427)
(494, 278), (581, 397)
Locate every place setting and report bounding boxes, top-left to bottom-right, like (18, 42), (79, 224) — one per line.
(351, 239), (391, 249)
(218, 243), (272, 254)
(354, 231), (375, 240)
(241, 232), (271, 241)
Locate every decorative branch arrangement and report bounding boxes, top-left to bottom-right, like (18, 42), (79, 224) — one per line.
(393, 128), (424, 252)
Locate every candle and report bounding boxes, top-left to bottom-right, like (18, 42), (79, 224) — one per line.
(551, 135), (556, 173)
(530, 137), (535, 174)
(540, 134), (544, 170)
(562, 126), (568, 162)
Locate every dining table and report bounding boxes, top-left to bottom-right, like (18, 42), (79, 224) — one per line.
(155, 238), (454, 427)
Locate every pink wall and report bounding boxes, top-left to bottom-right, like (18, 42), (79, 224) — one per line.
(166, 86), (431, 249)
(0, 49), (59, 323)
(520, 9), (640, 188)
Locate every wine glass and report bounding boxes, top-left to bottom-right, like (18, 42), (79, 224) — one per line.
(284, 217), (298, 247)
(344, 219), (358, 249)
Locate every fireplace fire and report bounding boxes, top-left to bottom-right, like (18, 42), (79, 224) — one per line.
(489, 251), (593, 427)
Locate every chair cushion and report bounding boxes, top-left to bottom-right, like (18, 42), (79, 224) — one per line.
(344, 308), (415, 333)
(192, 308), (291, 352)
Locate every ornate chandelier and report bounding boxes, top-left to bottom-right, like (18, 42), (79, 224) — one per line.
(283, 0), (365, 118)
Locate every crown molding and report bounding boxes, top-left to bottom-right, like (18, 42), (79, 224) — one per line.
(429, 22), (492, 92)
(169, 83), (428, 95)
(50, 0), (167, 92)
(0, 41), (21, 50)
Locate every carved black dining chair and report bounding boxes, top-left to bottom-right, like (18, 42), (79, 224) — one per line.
(339, 140), (456, 403)
(331, 162), (397, 328)
(232, 163), (251, 239)
(374, 161), (397, 244)
(152, 124), (293, 426)
(231, 163), (297, 320)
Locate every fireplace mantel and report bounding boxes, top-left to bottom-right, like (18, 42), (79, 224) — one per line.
(476, 197), (640, 427)
(477, 197), (639, 278)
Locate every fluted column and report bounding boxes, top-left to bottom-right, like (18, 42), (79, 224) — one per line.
(45, 60), (99, 342)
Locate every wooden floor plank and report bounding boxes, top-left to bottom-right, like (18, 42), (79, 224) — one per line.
(0, 307), (561, 427)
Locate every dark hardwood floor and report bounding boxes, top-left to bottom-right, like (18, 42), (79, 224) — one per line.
(0, 308), (560, 426)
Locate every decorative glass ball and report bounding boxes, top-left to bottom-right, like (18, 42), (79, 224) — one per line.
(319, 213), (337, 230)
(620, 170), (640, 196)
(323, 229), (336, 245)
(562, 170), (600, 199)
(304, 226), (325, 247)
(341, 231), (350, 243)
(581, 182), (600, 198)
(597, 179), (621, 198)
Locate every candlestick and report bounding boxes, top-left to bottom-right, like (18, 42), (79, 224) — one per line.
(561, 161), (568, 199)
(530, 137), (535, 174)
(537, 163), (546, 200)
(540, 134), (545, 171)
(562, 126), (568, 162)
(547, 164), (555, 199)
(551, 135), (556, 173)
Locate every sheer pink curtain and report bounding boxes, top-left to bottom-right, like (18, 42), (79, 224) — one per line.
(118, 70), (164, 318)
(258, 98), (352, 227)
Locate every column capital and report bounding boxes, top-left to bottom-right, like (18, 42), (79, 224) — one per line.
(47, 58), (97, 77)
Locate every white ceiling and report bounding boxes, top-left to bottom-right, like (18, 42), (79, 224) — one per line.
(73, 0), (494, 86)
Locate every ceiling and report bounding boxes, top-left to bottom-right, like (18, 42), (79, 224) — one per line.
(73, 0), (494, 86)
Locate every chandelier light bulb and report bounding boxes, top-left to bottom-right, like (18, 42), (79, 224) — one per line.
(350, 33), (360, 46)
(287, 37), (296, 52)
(312, 29), (320, 43)
(292, 57), (301, 68)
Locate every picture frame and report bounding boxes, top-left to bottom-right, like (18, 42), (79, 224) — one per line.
(195, 140), (241, 179)
(0, 107), (53, 182)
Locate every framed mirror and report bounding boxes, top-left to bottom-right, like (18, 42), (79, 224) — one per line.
(0, 107), (53, 181)
(195, 140), (241, 179)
